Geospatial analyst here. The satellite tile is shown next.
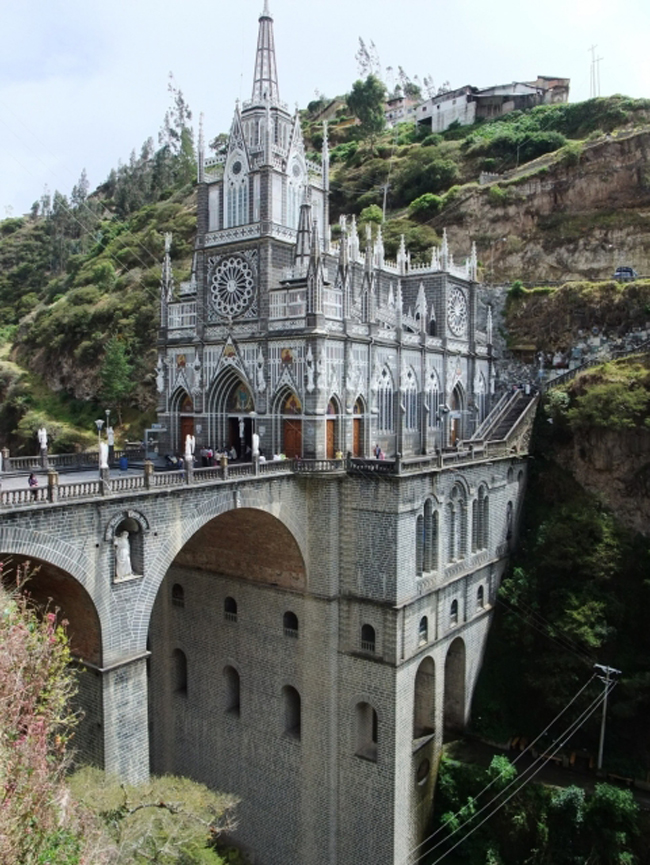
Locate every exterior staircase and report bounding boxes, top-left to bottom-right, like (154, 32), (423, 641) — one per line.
(470, 390), (538, 445)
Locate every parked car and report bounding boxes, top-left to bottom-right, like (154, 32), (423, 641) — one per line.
(613, 266), (638, 282)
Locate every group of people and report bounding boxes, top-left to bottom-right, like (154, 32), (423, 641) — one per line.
(166, 443), (241, 471)
(373, 443), (386, 460)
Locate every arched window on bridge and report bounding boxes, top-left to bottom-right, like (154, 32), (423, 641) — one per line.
(224, 596), (238, 622)
(361, 624), (376, 653)
(418, 616), (429, 646)
(283, 611), (299, 638)
(283, 686), (301, 740)
(450, 599), (459, 627)
(173, 649), (187, 696)
(223, 666), (240, 715)
(355, 702), (378, 762)
(172, 584), (185, 608)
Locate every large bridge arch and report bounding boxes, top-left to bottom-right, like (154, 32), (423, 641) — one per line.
(145, 489), (309, 785)
(134, 482), (309, 641)
(0, 545), (104, 768)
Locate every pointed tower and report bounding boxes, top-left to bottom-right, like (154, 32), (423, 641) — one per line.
(252, 1), (280, 104)
(294, 194), (313, 278)
(397, 234), (408, 275)
(440, 228), (450, 271)
(322, 122), (330, 249)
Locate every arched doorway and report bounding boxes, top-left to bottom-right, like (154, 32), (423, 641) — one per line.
(326, 398), (340, 459)
(226, 380), (254, 458)
(208, 371), (255, 455)
(0, 555), (104, 767)
(443, 637), (466, 736)
(449, 384), (464, 447)
(282, 392), (302, 458)
(179, 393), (194, 450)
(353, 398), (365, 457)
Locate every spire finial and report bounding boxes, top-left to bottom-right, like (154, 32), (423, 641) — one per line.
(252, 1), (280, 103)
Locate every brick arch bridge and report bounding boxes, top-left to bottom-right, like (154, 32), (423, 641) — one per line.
(0, 441), (530, 865)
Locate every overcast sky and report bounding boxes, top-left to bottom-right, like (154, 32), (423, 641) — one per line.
(2, 0), (650, 217)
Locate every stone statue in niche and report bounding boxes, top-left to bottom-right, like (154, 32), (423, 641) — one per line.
(37, 427), (48, 452)
(114, 531), (135, 580)
(185, 434), (196, 463)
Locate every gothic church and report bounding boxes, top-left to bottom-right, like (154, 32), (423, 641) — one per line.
(148, 5), (532, 864)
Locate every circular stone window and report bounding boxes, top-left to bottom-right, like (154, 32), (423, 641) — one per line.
(416, 758), (430, 785)
(292, 162), (302, 178)
(231, 160), (243, 176)
(447, 287), (468, 337)
(210, 255), (255, 318)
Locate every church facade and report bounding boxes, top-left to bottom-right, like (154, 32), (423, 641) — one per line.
(147, 6), (529, 865)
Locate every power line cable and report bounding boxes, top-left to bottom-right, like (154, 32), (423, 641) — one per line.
(405, 671), (597, 861)
(420, 680), (617, 865)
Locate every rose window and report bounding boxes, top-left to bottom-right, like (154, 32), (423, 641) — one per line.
(210, 256), (255, 318)
(447, 288), (468, 337)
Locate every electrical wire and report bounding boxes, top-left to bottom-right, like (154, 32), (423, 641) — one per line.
(405, 671), (597, 862)
(419, 680), (617, 865)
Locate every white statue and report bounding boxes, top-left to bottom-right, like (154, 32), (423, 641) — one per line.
(37, 427), (48, 452)
(239, 418), (245, 439)
(114, 531), (133, 580)
(252, 432), (260, 457)
(155, 357), (165, 394)
(185, 434), (195, 462)
(306, 346), (315, 393)
(99, 441), (109, 469)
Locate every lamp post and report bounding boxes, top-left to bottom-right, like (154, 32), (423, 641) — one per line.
(105, 409), (111, 434)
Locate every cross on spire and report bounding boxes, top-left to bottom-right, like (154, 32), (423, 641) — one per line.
(252, 2), (279, 104)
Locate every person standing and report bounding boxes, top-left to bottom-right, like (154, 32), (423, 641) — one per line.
(28, 473), (38, 500)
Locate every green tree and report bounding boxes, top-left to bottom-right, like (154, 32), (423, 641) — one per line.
(347, 75), (386, 144)
(100, 337), (134, 425)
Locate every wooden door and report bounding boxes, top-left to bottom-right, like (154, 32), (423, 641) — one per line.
(353, 418), (362, 457)
(283, 420), (302, 459)
(181, 416), (194, 447)
(326, 419), (335, 459)
(450, 418), (459, 447)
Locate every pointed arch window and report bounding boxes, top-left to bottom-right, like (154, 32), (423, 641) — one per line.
(418, 616), (429, 646)
(404, 368), (419, 431)
(226, 156), (249, 228)
(427, 370), (441, 429)
(377, 368), (394, 434)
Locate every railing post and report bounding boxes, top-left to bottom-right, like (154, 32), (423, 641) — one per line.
(1, 447), (9, 473)
(395, 452), (402, 474)
(144, 460), (154, 490)
(254, 454), (260, 476)
(220, 454), (228, 481)
(47, 470), (59, 503)
(185, 458), (194, 484)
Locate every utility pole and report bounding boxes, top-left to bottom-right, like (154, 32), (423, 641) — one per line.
(379, 183), (390, 223)
(588, 45), (598, 98)
(594, 663), (621, 771)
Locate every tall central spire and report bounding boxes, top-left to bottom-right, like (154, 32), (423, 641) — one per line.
(251, 2), (280, 104)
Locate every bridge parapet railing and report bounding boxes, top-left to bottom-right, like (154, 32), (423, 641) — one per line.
(0, 486), (49, 506)
(259, 460), (293, 475)
(292, 459), (345, 474)
(109, 475), (146, 494)
(57, 480), (101, 500)
(151, 471), (185, 488)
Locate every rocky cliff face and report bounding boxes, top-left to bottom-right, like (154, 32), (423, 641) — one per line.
(552, 427), (650, 537)
(440, 130), (650, 282)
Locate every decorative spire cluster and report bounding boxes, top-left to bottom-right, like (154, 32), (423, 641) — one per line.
(251, 2), (280, 104)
